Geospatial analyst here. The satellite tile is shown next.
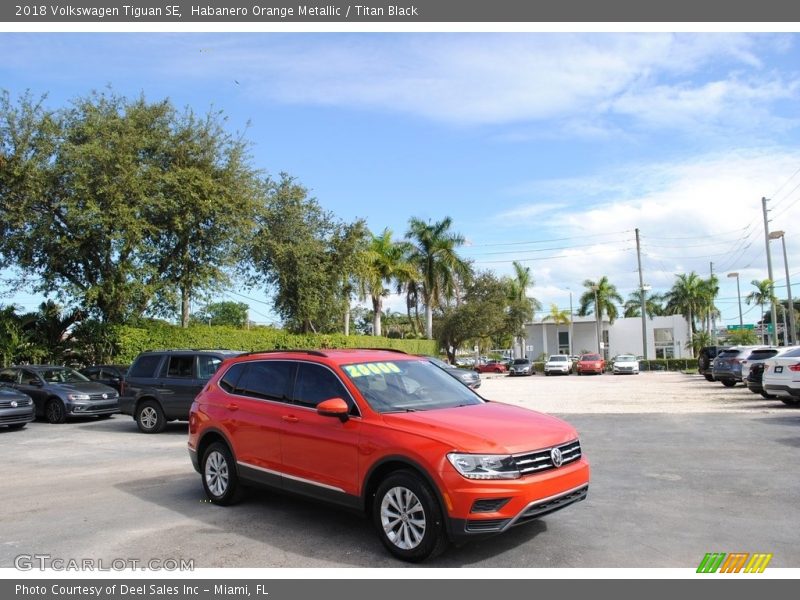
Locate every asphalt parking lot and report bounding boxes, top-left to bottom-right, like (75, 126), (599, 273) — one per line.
(2, 371), (798, 569)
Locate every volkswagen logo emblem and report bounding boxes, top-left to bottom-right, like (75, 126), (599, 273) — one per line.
(102, 393), (108, 399)
(10, 400), (18, 408)
(550, 447), (563, 468)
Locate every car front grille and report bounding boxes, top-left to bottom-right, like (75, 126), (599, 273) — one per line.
(87, 393), (118, 401)
(0, 398), (32, 408)
(513, 440), (582, 476)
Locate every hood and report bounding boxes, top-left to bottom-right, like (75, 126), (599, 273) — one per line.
(48, 381), (118, 395)
(381, 402), (578, 454)
(0, 387), (30, 401)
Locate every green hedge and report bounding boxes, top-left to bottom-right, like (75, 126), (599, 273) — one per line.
(111, 324), (438, 363)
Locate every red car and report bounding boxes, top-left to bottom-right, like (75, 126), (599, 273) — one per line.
(188, 349), (589, 562)
(474, 359), (508, 373)
(576, 353), (605, 375)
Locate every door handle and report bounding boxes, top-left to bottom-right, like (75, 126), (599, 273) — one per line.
(281, 415), (299, 423)
(226, 403), (239, 411)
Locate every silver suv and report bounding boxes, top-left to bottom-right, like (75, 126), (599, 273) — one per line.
(119, 350), (241, 433)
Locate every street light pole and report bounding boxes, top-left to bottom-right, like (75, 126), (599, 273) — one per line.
(568, 290), (574, 357)
(770, 231), (796, 346)
(727, 272), (743, 329)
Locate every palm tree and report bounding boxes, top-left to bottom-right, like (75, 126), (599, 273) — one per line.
(360, 229), (415, 337)
(506, 262), (541, 355)
(746, 279), (776, 344)
(578, 276), (624, 322)
(698, 274), (720, 336)
(664, 272), (706, 336)
(623, 290), (665, 318)
(405, 217), (472, 339)
(542, 303), (571, 355)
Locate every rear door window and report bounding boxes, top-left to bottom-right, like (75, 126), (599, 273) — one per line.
(197, 355), (224, 380)
(165, 355), (194, 379)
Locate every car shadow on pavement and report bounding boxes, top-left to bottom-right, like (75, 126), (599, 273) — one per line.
(114, 473), (548, 567)
(76, 417), (189, 435)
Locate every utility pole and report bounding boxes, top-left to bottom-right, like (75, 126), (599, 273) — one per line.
(710, 261), (717, 345)
(762, 197), (779, 345)
(636, 228), (648, 360)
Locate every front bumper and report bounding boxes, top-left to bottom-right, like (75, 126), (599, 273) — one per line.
(441, 457), (590, 544)
(67, 402), (119, 416)
(613, 366), (638, 374)
(0, 407), (35, 426)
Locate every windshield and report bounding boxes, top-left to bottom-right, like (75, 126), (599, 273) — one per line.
(39, 368), (90, 383)
(343, 359), (484, 413)
(513, 359), (529, 365)
(549, 356), (567, 362)
(615, 355), (636, 361)
(581, 354), (601, 361)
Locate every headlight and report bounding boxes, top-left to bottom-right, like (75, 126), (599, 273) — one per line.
(447, 453), (520, 480)
(67, 393), (91, 401)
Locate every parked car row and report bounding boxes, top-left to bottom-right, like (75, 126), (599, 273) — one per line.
(699, 344), (800, 407)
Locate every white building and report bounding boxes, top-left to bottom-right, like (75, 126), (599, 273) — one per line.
(523, 314), (691, 361)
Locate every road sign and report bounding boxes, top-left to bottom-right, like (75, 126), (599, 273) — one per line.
(726, 324), (755, 331)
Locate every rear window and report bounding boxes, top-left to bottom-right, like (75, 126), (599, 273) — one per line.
(747, 349), (778, 360)
(128, 354), (163, 378)
(717, 350), (742, 358)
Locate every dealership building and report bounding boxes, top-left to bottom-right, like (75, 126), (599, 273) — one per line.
(523, 314), (692, 361)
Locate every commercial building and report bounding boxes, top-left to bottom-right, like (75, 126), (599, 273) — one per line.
(523, 314), (691, 361)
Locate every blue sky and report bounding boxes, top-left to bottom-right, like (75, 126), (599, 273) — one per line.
(3, 32), (800, 327)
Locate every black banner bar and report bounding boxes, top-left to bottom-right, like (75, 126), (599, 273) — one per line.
(4, 0), (800, 23)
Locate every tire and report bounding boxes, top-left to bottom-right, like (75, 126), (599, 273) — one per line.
(780, 398), (800, 407)
(136, 400), (166, 433)
(201, 442), (243, 505)
(544, 371), (550, 376)
(760, 391), (778, 400)
(45, 399), (66, 424)
(704, 374), (715, 382)
(6, 423), (27, 430)
(373, 470), (448, 562)
(97, 414), (113, 419)
(721, 380), (737, 388)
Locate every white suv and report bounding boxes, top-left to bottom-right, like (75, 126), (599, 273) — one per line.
(762, 347), (800, 406)
(544, 355), (572, 376)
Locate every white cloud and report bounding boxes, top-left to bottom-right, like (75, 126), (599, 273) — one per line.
(482, 148), (800, 322)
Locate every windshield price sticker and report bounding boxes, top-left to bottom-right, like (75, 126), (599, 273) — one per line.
(343, 362), (402, 378)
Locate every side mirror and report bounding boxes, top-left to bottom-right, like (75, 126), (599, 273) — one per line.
(317, 397), (350, 422)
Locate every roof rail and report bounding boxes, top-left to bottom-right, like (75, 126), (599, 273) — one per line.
(239, 349), (329, 358)
(350, 347), (408, 354)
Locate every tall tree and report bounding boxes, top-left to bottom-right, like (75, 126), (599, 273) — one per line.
(147, 108), (261, 327)
(248, 174), (367, 334)
(191, 301), (250, 328)
(664, 272), (706, 336)
(746, 279), (776, 344)
(405, 217), (472, 339)
(506, 261), (541, 355)
(359, 229), (415, 337)
(0, 89), (262, 324)
(578, 276), (624, 323)
(623, 290), (665, 318)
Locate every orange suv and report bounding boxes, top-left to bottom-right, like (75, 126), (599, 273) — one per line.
(188, 349), (590, 561)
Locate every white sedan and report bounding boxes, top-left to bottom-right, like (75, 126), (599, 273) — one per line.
(544, 355), (572, 375)
(612, 354), (640, 375)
